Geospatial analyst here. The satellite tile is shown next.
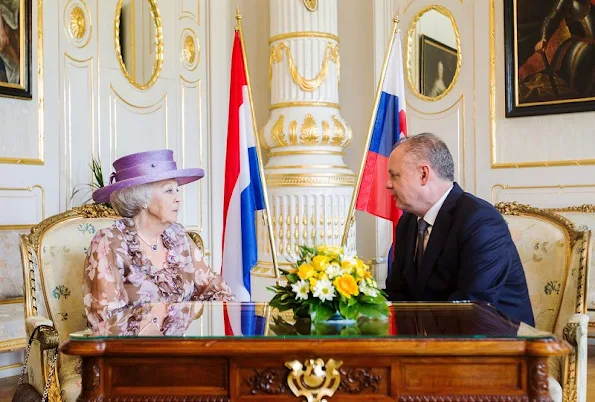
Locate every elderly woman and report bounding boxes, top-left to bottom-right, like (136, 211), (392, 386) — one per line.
(83, 150), (234, 336)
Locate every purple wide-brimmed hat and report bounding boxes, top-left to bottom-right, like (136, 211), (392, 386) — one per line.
(92, 149), (204, 203)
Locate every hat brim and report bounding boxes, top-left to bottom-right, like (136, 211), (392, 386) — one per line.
(92, 168), (205, 204)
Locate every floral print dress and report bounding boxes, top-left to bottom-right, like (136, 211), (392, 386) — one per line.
(83, 218), (234, 335)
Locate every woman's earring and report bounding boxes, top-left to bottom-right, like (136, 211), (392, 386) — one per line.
(143, 203), (148, 209)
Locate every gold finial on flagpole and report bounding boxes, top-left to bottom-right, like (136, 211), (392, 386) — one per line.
(393, 13), (400, 24)
(234, 6), (241, 31)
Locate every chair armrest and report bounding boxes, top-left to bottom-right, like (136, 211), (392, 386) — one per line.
(561, 313), (589, 402)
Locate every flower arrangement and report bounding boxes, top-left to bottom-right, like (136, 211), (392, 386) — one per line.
(268, 245), (389, 323)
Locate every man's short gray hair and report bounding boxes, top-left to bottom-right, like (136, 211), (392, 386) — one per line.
(395, 132), (454, 181)
(109, 183), (153, 218)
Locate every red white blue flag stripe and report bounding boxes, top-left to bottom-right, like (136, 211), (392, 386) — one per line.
(355, 31), (407, 227)
(222, 31), (265, 306)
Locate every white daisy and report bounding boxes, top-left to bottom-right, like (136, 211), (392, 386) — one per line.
(359, 281), (377, 297)
(291, 280), (310, 300)
(312, 279), (335, 302)
(342, 250), (357, 264)
(325, 263), (342, 279)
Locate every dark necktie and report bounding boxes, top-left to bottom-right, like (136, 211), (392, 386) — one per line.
(415, 219), (429, 270)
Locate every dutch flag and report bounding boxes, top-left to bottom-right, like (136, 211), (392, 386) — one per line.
(221, 31), (265, 305)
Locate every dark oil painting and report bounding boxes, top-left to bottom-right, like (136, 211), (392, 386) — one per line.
(505, 0), (595, 117)
(0, 0), (32, 99)
(420, 35), (457, 98)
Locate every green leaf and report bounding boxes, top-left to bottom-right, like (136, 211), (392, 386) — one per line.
(339, 302), (359, 320)
(358, 302), (389, 319)
(310, 303), (335, 322)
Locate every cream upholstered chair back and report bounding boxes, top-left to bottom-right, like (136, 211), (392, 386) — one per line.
(496, 202), (590, 402)
(545, 205), (595, 333)
(495, 203), (589, 335)
(20, 204), (119, 342)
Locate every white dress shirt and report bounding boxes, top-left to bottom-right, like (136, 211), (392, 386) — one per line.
(417, 185), (454, 252)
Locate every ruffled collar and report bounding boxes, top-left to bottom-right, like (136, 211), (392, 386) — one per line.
(116, 218), (186, 302)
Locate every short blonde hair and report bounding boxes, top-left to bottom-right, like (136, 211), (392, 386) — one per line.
(109, 183), (152, 218)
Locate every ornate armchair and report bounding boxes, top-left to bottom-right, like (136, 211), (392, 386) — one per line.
(496, 202), (590, 402)
(544, 205), (595, 337)
(19, 204), (205, 402)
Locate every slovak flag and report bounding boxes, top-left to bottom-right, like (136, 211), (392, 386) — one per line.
(221, 31), (265, 303)
(355, 30), (407, 253)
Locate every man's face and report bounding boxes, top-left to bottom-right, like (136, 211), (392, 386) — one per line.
(386, 146), (423, 214)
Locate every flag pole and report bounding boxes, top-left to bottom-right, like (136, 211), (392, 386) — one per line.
(235, 8), (281, 283)
(341, 13), (401, 247)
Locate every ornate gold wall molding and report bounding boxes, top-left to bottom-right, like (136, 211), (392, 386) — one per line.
(64, 0), (91, 47)
(269, 31), (339, 45)
(269, 101), (340, 110)
(263, 114), (351, 149)
(114, 0), (164, 90)
(181, 28), (199, 71)
(302, 0), (318, 12)
(405, 4), (462, 102)
(269, 41), (340, 92)
(266, 173), (355, 187)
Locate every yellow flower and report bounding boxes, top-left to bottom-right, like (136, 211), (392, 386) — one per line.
(317, 245), (343, 259)
(309, 277), (318, 288)
(298, 263), (316, 280)
(312, 255), (331, 272)
(318, 272), (329, 281)
(333, 274), (359, 299)
(355, 265), (366, 279)
(341, 260), (354, 274)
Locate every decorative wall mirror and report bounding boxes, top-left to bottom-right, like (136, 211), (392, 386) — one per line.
(406, 5), (461, 101)
(115, 0), (164, 90)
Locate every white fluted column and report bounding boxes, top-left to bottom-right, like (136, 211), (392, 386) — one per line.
(250, 0), (356, 301)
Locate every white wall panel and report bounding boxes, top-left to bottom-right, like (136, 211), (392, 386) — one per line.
(63, 55), (95, 207)
(407, 98), (466, 187)
(0, 186), (45, 225)
(179, 77), (203, 231)
(109, 86), (168, 159)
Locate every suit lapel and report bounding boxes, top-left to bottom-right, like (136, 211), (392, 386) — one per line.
(414, 184), (463, 297)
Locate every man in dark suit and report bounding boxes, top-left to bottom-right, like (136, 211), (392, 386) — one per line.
(384, 133), (534, 325)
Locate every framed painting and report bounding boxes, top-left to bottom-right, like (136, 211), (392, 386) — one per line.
(419, 34), (457, 98)
(0, 0), (32, 99)
(505, 0), (595, 117)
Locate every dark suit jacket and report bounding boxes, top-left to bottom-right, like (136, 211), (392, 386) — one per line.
(385, 183), (535, 326)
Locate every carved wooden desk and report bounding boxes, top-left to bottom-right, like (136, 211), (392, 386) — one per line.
(61, 302), (569, 402)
